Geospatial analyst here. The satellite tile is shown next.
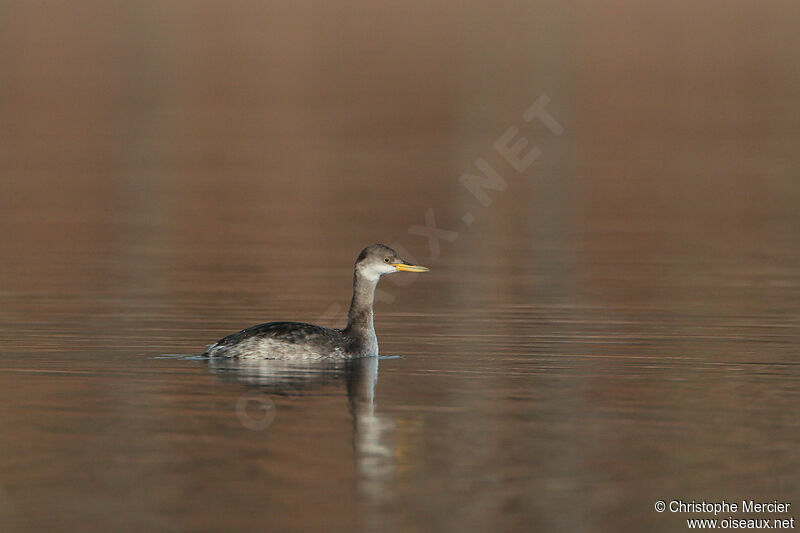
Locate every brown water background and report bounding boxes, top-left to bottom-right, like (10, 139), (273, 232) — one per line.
(0, 1), (799, 531)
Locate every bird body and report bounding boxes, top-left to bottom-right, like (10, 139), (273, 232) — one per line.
(204, 322), (353, 359)
(204, 244), (427, 360)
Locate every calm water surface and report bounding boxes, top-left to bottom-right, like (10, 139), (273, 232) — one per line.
(1, 2), (799, 532)
(1, 219), (797, 532)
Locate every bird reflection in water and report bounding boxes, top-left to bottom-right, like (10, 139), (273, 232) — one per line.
(206, 355), (396, 506)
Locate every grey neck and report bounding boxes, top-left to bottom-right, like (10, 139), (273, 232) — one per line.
(344, 270), (378, 338)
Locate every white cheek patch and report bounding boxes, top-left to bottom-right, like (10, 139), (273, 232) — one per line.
(359, 263), (396, 281)
(359, 264), (381, 281)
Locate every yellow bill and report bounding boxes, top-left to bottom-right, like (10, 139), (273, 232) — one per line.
(392, 263), (430, 273)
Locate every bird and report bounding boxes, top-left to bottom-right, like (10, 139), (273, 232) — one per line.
(203, 244), (428, 360)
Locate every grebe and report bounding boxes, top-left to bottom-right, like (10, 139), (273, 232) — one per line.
(204, 244), (428, 360)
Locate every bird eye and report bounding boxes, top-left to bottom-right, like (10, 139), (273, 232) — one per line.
(384, 257), (391, 263)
